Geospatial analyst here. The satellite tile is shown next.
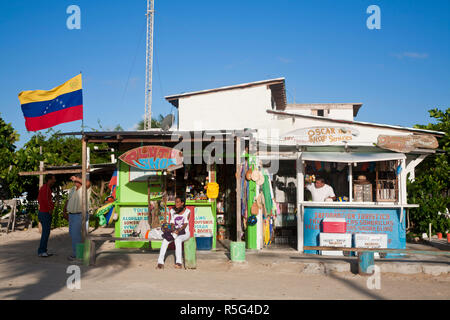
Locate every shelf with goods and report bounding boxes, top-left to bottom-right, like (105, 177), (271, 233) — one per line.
(375, 161), (399, 202)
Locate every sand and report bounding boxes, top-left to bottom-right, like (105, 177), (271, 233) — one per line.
(0, 227), (449, 300)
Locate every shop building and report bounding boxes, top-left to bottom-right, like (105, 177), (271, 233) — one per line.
(163, 77), (444, 257)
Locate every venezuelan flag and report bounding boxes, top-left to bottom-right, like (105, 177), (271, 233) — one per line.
(18, 74), (83, 131)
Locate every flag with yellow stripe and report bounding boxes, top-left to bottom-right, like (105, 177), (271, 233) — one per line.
(18, 74), (83, 131)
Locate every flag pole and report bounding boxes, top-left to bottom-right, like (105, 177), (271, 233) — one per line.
(80, 71), (84, 134)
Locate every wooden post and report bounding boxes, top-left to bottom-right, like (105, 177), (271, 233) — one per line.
(358, 251), (375, 275)
(235, 136), (242, 242)
(147, 178), (152, 226)
(348, 163), (353, 202)
(296, 153), (304, 252)
(81, 137), (87, 242)
(38, 146), (43, 234)
(429, 222), (432, 240)
(39, 146), (44, 187)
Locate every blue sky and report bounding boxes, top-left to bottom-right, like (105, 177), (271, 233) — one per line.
(0, 0), (449, 147)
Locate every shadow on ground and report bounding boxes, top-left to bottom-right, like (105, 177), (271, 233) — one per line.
(0, 229), (132, 299)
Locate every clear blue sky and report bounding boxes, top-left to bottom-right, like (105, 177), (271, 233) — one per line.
(1, 0), (449, 147)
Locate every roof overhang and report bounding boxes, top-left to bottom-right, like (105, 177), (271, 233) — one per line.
(267, 109), (445, 136)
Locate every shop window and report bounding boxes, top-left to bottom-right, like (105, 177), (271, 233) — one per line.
(304, 161), (349, 202)
(352, 160), (399, 203)
(303, 160), (400, 203)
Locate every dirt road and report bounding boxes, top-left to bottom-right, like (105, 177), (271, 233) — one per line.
(0, 228), (449, 300)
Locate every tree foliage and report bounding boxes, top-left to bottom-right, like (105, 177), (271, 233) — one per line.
(7, 128), (112, 200)
(136, 114), (165, 130)
(0, 115), (20, 200)
(407, 108), (450, 234)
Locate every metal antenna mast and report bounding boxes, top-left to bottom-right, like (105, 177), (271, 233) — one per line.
(144, 0), (155, 130)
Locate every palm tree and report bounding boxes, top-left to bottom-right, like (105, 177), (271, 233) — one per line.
(136, 114), (165, 130)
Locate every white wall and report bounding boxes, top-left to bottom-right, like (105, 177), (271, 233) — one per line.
(178, 85), (273, 131)
(328, 109), (354, 121)
(177, 86), (425, 147)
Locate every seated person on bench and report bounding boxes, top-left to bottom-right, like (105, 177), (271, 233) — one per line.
(157, 196), (191, 270)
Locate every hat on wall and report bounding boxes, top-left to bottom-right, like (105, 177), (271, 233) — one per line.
(245, 169), (253, 181)
(256, 172), (265, 186)
(251, 169), (261, 182)
(247, 215), (257, 226)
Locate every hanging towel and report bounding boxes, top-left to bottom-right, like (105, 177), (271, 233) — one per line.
(261, 175), (273, 216)
(315, 161), (321, 171)
(267, 171), (276, 216)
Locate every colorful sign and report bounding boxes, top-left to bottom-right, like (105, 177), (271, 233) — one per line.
(119, 146), (183, 171)
(119, 207), (148, 238)
(303, 207), (406, 258)
(281, 126), (360, 145)
(194, 206), (214, 237)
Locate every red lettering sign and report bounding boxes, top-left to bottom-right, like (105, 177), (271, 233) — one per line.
(119, 146), (183, 171)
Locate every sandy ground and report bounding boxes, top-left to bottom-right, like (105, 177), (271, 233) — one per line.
(0, 227), (449, 300)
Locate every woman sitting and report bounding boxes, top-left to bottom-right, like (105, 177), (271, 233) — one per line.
(157, 196), (190, 269)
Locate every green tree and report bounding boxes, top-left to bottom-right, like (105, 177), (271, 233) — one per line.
(10, 129), (111, 200)
(0, 115), (20, 200)
(136, 114), (165, 130)
(407, 108), (450, 235)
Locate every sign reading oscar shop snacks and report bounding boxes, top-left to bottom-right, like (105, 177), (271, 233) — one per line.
(281, 127), (360, 145)
(119, 146), (183, 171)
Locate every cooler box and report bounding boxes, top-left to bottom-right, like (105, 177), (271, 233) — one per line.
(196, 236), (212, 250)
(354, 233), (388, 258)
(319, 233), (352, 256)
(322, 218), (346, 233)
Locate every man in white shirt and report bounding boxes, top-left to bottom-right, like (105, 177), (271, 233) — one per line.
(305, 177), (336, 202)
(63, 175), (91, 261)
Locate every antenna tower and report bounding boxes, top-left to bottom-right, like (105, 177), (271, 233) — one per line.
(144, 0), (155, 130)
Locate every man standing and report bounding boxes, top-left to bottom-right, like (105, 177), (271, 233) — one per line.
(37, 174), (56, 257)
(63, 174), (91, 261)
(305, 176), (336, 202)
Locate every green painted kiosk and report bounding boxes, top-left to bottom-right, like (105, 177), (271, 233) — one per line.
(113, 145), (217, 250)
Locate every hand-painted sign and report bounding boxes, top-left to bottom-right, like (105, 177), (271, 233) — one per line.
(119, 146), (183, 171)
(377, 134), (438, 153)
(281, 126), (360, 145)
(303, 207), (406, 258)
(120, 207), (148, 238)
(194, 206), (214, 237)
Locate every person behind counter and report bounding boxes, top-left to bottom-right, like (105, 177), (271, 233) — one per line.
(305, 176), (336, 202)
(157, 196), (191, 270)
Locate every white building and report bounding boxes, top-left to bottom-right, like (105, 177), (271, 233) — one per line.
(165, 77), (445, 252)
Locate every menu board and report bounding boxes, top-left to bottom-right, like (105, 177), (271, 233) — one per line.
(194, 206), (214, 237)
(119, 207), (148, 238)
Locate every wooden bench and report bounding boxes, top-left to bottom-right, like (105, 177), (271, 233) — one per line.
(83, 235), (195, 266)
(83, 236), (160, 266)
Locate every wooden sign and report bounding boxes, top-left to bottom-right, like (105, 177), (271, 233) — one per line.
(119, 146), (183, 171)
(281, 126), (360, 145)
(377, 134), (438, 153)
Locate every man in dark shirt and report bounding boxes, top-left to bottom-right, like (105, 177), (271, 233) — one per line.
(37, 174), (56, 257)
